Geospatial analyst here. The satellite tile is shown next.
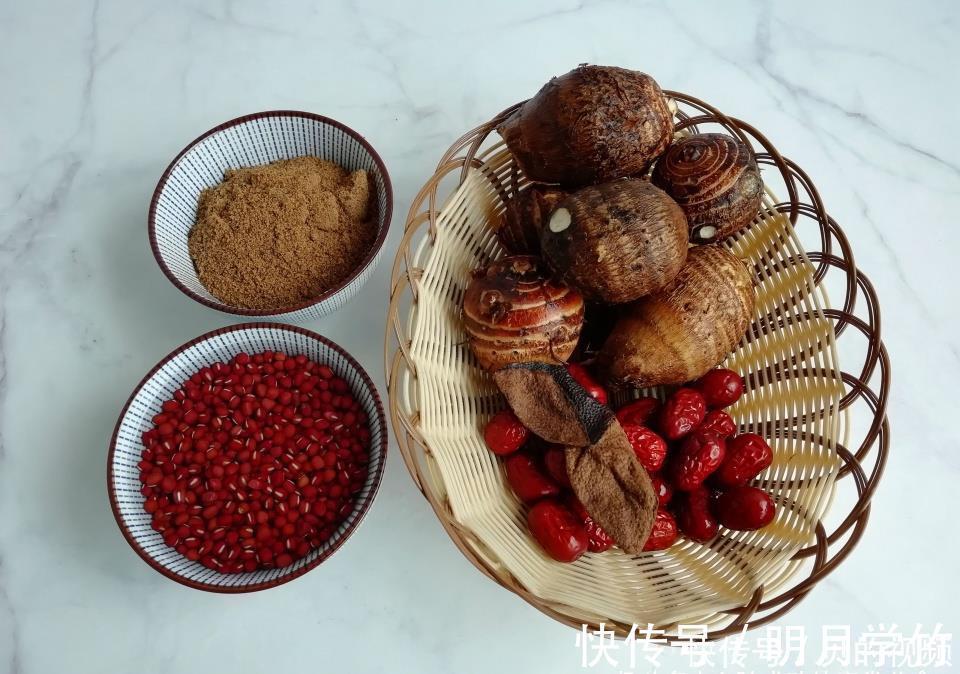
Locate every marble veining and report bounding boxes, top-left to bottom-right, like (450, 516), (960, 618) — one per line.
(1, 0), (957, 672)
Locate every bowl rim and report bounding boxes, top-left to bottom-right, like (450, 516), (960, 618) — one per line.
(107, 322), (389, 593)
(147, 110), (394, 317)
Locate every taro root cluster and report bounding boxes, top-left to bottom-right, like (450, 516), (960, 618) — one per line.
(138, 351), (371, 573)
(466, 65), (761, 385)
(462, 65), (774, 561)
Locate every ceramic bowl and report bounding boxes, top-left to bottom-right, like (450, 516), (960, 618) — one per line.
(148, 111), (392, 321)
(108, 323), (387, 592)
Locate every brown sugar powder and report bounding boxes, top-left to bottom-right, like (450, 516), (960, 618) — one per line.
(188, 156), (377, 310)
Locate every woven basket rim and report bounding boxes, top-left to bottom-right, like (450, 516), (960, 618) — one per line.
(385, 89), (890, 639)
(107, 322), (389, 593)
(147, 110), (395, 317)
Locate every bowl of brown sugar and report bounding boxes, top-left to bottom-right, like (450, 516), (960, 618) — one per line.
(149, 111), (393, 321)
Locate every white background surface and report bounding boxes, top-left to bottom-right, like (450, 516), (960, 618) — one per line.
(1, 1), (957, 672)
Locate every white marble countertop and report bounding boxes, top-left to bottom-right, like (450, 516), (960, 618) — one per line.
(1, 1), (957, 672)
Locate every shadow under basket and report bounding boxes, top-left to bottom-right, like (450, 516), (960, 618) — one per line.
(384, 91), (890, 639)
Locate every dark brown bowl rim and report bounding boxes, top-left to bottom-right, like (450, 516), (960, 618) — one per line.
(107, 322), (389, 593)
(147, 110), (394, 317)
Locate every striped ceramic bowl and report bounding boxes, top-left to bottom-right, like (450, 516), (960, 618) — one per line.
(108, 323), (387, 592)
(148, 111), (393, 321)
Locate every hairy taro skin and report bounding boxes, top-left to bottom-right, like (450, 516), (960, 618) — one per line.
(540, 179), (689, 304)
(497, 65), (674, 187)
(600, 245), (756, 387)
(492, 360), (659, 554)
(492, 362), (612, 447)
(652, 133), (763, 243)
(565, 422), (658, 555)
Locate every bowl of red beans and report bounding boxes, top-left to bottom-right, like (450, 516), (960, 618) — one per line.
(108, 323), (387, 592)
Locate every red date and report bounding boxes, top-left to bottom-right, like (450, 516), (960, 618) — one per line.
(622, 424), (668, 472)
(669, 430), (726, 491)
(675, 487), (719, 543)
(695, 368), (744, 408)
(659, 388), (706, 441)
(714, 433), (773, 487)
(616, 396), (661, 427)
(714, 486), (776, 530)
(504, 452), (560, 503)
(699, 409), (737, 438)
(643, 509), (678, 551)
(650, 474), (673, 507)
(565, 363), (608, 406)
(483, 409), (529, 456)
(527, 499), (589, 562)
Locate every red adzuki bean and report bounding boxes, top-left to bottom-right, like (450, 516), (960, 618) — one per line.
(138, 351), (371, 573)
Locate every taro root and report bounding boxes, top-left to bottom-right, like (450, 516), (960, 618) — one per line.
(540, 179), (688, 304)
(498, 65), (674, 187)
(498, 187), (566, 254)
(600, 245), (755, 387)
(492, 362), (611, 446)
(652, 133), (763, 244)
(565, 423), (658, 555)
(462, 256), (584, 371)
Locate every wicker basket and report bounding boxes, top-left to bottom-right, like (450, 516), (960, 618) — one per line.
(385, 90), (889, 639)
